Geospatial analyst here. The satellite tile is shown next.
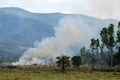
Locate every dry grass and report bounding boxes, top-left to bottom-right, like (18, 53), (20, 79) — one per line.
(0, 65), (120, 80)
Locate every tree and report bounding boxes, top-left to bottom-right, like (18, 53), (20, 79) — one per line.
(71, 55), (82, 68)
(80, 47), (86, 56)
(117, 22), (120, 42)
(100, 24), (115, 67)
(80, 47), (92, 65)
(96, 39), (100, 57)
(90, 38), (96, 53)
(100, 43), (104, 55)
(80, 47), (86, 64)
(91, 54), (96, 70)
(56, 55), (70, 72)
(100, 27), (108, 46)
(116, 22), (120, 69)
(90, 38), (100, 65)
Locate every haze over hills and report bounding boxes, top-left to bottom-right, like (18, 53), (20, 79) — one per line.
(0, 7), (118, 62)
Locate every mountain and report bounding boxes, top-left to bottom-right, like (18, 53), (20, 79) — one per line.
(0, 40), (25, 62)
(0, 7), (118, 62)
(0, 7), (66, 62)
(0, 8), (56, 46)
(0, 7), (65, 26)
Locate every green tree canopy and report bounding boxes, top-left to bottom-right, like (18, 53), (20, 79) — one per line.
(117, 22), (120, 42)
(56, 55), (70, 72)
(72, 55), (82, 68)
(100, 24), (115, 66)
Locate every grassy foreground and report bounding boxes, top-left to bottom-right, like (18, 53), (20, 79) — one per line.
(0, 66), (120, 80)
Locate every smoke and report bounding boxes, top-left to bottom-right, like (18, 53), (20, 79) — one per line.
(13, 15), (98, 65)
(74, 0), (120, 20)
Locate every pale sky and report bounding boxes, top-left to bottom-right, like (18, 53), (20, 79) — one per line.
(0, 0), (120, 20)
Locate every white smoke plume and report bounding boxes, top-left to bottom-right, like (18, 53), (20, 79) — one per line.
(13, 15), (99, 65)
(74, 0), (120, 20)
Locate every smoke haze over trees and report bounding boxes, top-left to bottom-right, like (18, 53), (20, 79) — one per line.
(0, 7), (119, 66)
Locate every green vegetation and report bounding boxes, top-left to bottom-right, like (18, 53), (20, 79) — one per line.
(71, 55), (82, 68)
(100, 24), (115, 67)
(79, 22), (120, 68)
(0, 66), (120, 80)
(56, 55), (70, 72)
(0, 20), (120, 80)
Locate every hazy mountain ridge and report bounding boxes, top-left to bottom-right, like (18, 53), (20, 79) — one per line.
(0, 7), (118, 62)
(0, 40), (25, 62)
(0, 8), (55, 46)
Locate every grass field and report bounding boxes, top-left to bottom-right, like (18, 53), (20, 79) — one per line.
(0, 66), (120, 80)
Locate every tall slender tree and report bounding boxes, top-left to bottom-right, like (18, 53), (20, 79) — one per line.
(96, 39), (100, 58)
(90, 38), (97, 68)
(90, 38), (100, 64)
(117, 22), (120, 41)
(100, 24), (115, 67)
(90, 38), (96, 53)
(116, 22), (120, 69)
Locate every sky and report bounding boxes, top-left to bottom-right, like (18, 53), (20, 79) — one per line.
(0, 0), (120, 20)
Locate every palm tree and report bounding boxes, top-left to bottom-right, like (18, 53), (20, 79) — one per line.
(56, 55), (70, 72)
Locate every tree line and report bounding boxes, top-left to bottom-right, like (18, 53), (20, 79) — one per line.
(56, 22), (120, 72)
